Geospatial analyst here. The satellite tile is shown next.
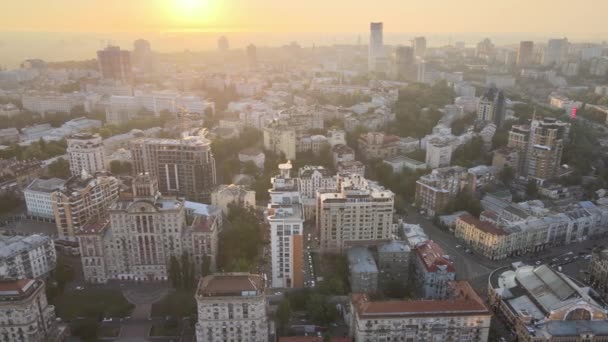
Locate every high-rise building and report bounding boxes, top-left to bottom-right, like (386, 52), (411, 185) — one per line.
(517, 41), (534, 66)
(51, 171), (119, 238)
(246, 43), (257, 70)
(368, 22), (386, 72)
(317, 173), (394, 253)
(476, 87), (506, 127)
(297, 165), (336, 219)
(130, 132), (217, 203)
(66, 133), (106, 177)
(217, 36), (229, 52)
(0, 279), (67, 342)
(266, 162), (304, 289)
(195, 273), (268, 342)
(97, 45), (133, 84)
(476, 38), (495, 59)
(132, 39), (154, 72)
(76, 173), (222, 283)
(542, 38), (569, 66)
(394, 46), (415, 79)
(413, 36), (427, 57)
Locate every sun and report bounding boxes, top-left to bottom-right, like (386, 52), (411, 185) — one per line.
(169, 0), (215, 24)
(175, 0), (205, 12)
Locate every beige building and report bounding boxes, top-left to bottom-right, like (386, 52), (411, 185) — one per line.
(0, 279), (66, 342)
(317, 173), (394, 253)
(211, 184), (256, 215)
(455, 214), (508, 260)
(298, 165), (336, 220)
(66, 133), (106, 177)
(589, 249), (608, 299)
(195, 273), (268, 342)
(263, 122), (296, 160)
(350, 281), (491, 342)
(358, 132), (402, 160)
(425, 138), (452, 169)
(76, 173), (222, 283)
(415, 166), (470, 216)
(51, 171), (119, 238)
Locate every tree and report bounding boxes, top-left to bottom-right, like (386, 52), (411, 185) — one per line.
(276, 298), (292, 335)
(71, 318), (99, 342)
(47, 158), (71, 179)
(306, 294), (338, 325)
(526, 180), (539, 199)
(499, 165), (515, 185)
(168, 255), (181, 288)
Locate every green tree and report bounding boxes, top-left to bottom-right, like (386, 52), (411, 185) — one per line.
(306, 294), (338, 325)
(47, 158), (71, 179)
(526, 180), (539, 199)
(499, 165), (515, 185)
(71, 318), (99, 342)
(276, 298), (292, 335)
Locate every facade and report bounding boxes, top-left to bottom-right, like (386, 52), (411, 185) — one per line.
(383, 155), (426, 172)
(76, 173), (221, 283)
(542, 38), (569, 66)
(298, 166), (336, 220)
(21, 93), (85, 116)
(517, 41), (534, 66)
(0, 279), (65, 342)
(97, 45), (133, 83)
(0, 128), (19, 144)
(0, 235), (56, 280)
(130, 132), (217, 203)
(489, 263), (608, 342)
(267, 162), (304, 289)
(263, 122), (296, 160)
(337, 160), (366, 177)
(589, 249), (608, 299)
(332, 144), (355, 167)
(24, 178), (66, 220)
(413, 240), (455, 299)
(425, 138), (452, 169)
(476, 87), (506, 128)
(369, 22), (387, 73)
(66, 133), (106, 176)
(358, 132), (402, 160)
(347, 247), (378, 294)
(195, 273), (268, 342)
(350, 281), (491, 342)
(211, 184), (256, 216)
(413, 36), (427, 57)
(317, 173), (394, 253)
(0, 159), (43, 192)
(492, 146), (520, 177)
(51, 171), (119, 238)
(377, 240), (411, 289)
(454, 214), (507, 260)
(415, 166), (471, 216)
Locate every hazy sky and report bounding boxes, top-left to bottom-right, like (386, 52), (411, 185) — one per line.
(1, 0), (607, 35)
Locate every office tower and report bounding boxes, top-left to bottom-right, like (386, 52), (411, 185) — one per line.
(66, 133), (106, 177)
(266, 161), (304, 288)
(217, 36), (229, 52)
(76, 173), (221, 283)
(246, 43), (257, 70)
(394, 45), (415, 79)
(97, 45), (133, 84)
(51, 171), (119, 238)
(195, 273), (268, 342)
(368, 22), (387, 72)
(476, 86), (506, 127)
(316, 173), (394, 253)
(542, 38), (569, 66)
(132, 39), (153, 72)
(0, 279), (66, 342)
(130, 132), (217, 203)
(413, 36), (427, 57)
(517, 41), (534, 66)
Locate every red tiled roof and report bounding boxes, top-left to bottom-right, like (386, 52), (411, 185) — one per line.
(414, 240), (455, 273)
(0, 279), (36, 295)
(458, 214), (506, 236)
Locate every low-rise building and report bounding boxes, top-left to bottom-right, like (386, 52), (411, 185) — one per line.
(24, 178), (65, 220)
(347, 247), (378, 294)
(415, 166), (471, 216)
(332, 144), (355, 167)
(425, 138), (453, 168)
(377, 240), (411, 289)
(211, 184), (256, 216)
(195, 273), (268, 342)
(358, 132), (402, 160)
(238, 148), (265, 169)
(413, 240), (455, 299)
(455, 214), (508, 260)
(0, 128), (19, 144)
(336, 160), (365, 176)
(383, 155), (426, 172)
(0, 235), (56, 280)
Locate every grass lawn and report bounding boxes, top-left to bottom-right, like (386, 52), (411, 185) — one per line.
(99, 325), (121, 338)
(150, 322), (180, 337)
(151, 290), (196, 318)
(53, 289), (134, 320)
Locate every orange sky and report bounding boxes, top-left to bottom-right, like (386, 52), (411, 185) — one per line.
(1, 0), (607, 35)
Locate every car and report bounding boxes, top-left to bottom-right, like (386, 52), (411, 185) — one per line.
(465, 249), (471, 254)
(552, 258), (558, 262)
(566, 251), (574, 255)
(455, 245), (462, 248)
(535, 261), (542, 265)
(75, 286), (84, 291)
(565, 257), (570, 261)
(102, 318), (112, 322)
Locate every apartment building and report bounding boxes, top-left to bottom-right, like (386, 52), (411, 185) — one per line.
(350, 281), (491, 342)
(298, 166), (336, 219)
(0, 279), (66, 342)
(66, 133), (106, 177)
(24, 178), (65, 220)
(358, 132), (402, 160)
(425, 138), (452, 169)
(454, 214), (508, 260)
(211, 184), (256, 216)
(21, 92), (85, 116)
(413, 240), (455, 299)
(130, 132), (217, 203)
(317, 173), (394, 253)
(0, 235), (56, 280)
(51, 171), (119, 237)
(332, 144), (355, 167)
(337, 160), (366, 176)
(263, 122), (297, 161)
(195, 273), (268, 342)
(76, 173), (222, 283)
(415, 166), (470, 216)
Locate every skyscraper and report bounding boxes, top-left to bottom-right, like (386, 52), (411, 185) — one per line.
(130, 131), (217, 203)
(217, 36), (229, 52)
(394, 45), (415, 79)
(368, 22), (386, 72)
(542, 38), (569, 66)
(246, 43), (257, 70)
(413, 36), (427, 57)
(132, 39), (154, 72)
(517, 41), (534, 66)
(97, 45), (133, 84)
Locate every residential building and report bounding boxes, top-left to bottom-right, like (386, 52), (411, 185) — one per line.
(415, 166), (470, 216)
(130, 132), (217, 203)
(317, 173), (394, 253)
(467, 165), (497, 190)
(492, 147), (520, 177)
(489, 263), (608, 342)
(298, 166), (336, 220)
(24, 178), (66, 220)
(332, 144), (355, 167)
(0, 103), (20, 118)
(589, 248), (608, 299)
(425, 138), (452, 169)
(0, 279), (66, 342)
(66, 133), (106, 176)
(267, 162), (304, 288)
(369, 22), (387, 73)
(413, 36), (427, 57)
(455, 214), (507, 260)
(76, 173), (222, 283)
(211, 184), (255, 216)
(0, 159), (43, 192)
(0, 128), (19, 144)
(358, 132), (402, 160)
(238, 148), (265, 169)
(337, 160), (365, 176)
(21, 92), (86, 116)
(477, 87), (506, 127)
(590, 57), (608, 77)
(383, 155), (426, 172)
(263, 122), (296, 160)
(377, 240), (411, 288)
(51, 171), (119, 237)
(517, 41), (534, 66)
(195, 273), (268, 342)
(97, 45), (132, 83)
(350, 281), (491, 342)
(327, 129), (346, 147)
(347, 247), (379, 294)
(0, 235), (56, 280)
(542, 38), (569, 66)
(413, 240), (455, 299)
(394, 46), (415, 79)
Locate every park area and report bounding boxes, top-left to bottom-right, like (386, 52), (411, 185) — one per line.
(53, 289), (134, 320)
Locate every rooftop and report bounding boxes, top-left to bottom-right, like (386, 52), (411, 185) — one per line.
(0, 234), (52, 258)
(458, 214), (507, 236)
(415, 240), (455, 273)
(347, 247), (379, 274)
(378, 240), (411, 254)
(197, 273), (265, 298)
(0, 279), (41, 300)
(26, 177), (66, 193)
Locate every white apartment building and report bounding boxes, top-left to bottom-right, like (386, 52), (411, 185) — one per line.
(267, 162), (304, 288)
(317, 173), (394, 253)
(24, 178), (66, 220)
(327, 129), (346, 147)
(0, 279), (65, 342)
(21, 92), (86, 116)
(66, 133), (106, 177)
(298, 166), (336, 220)
(425, 138), (453, 169)
(195, 273), (268, 342)
(263, 122), (297, 160)
(0, 235), (56, 280)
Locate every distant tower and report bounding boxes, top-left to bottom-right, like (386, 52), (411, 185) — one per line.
(394, 46), (414, 79)
(517, 41), (534, 66)
(246, 44), (258, 70)
(97, 45), (133, 84)
(369, 22), (386, 73)
(218, 36), (229, 52)
(132, 39), (153, 72)
(413, 36), (427, 58)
